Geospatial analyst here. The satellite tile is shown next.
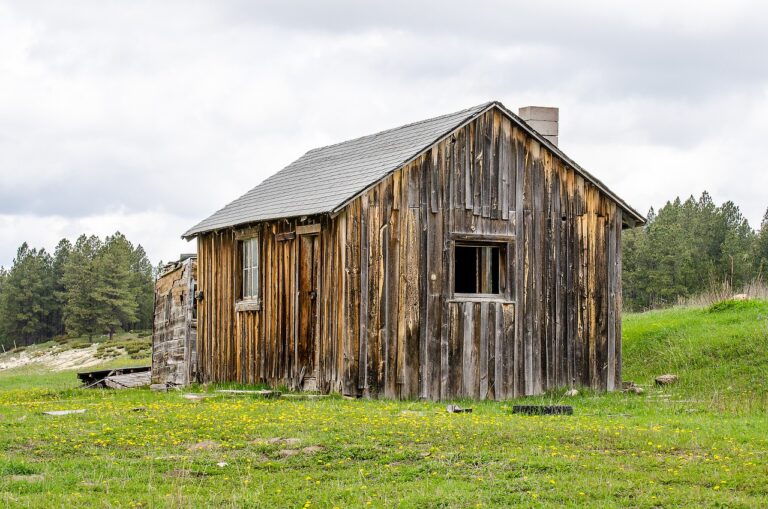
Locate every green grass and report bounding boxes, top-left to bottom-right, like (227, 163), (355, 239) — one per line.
(1, 302), (767, 507)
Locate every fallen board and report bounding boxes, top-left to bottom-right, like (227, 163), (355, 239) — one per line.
(43, 409), (86, 416)
(77, 366), (151, 387)
(103, 371), (151, 389)
(511, 405), (573, 415)
(215, 390), (281, 398)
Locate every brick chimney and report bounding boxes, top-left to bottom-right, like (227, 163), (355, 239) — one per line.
(518, 106), (559, 146)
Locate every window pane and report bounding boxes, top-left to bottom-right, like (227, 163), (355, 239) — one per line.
(251, 264), (258, 299)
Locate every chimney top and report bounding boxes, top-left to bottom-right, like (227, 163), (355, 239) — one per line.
(518, 106), (559, 146)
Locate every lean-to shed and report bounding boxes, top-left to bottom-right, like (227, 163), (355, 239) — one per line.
(151, 255), (198, 387)
(183, 101), (644, 399)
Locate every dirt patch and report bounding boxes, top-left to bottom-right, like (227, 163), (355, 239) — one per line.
(0, 344), (102, 371)
(188, 440), (220, 451)
(266, 437), (301, 446)
(302, 446), (323, 455)
(277, 449), (300, 458)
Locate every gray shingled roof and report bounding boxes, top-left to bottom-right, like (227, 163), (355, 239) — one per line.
(183, 101), (644, 238)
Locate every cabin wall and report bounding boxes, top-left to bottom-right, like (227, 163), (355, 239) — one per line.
(196, 107), (623, 398)
(340, 109), (622, 398)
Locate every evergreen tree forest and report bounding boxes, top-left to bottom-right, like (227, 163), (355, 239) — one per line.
(623, 192), (768, 310)
(0, 232), (156, 348)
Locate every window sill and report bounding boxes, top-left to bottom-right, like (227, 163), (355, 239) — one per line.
(449, 295), (515, 304)
(235, 299), (261, 312)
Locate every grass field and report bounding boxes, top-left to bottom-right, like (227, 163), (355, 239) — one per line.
(1, 301), (767, 507)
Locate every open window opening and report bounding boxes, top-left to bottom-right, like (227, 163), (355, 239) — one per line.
(454, 243), (502, 295)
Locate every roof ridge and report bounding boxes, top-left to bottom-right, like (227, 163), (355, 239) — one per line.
(304, 101), (494, 154)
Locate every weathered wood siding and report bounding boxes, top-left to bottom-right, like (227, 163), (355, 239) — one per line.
(196, 106), (623, 398)
(151, 258), (197, 386)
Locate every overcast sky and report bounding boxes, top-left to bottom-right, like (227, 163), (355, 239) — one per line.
(1, 0), (767, 267)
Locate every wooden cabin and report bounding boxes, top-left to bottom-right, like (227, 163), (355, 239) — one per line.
(183, 101), (644, 400)
(151, 255), (198, 387)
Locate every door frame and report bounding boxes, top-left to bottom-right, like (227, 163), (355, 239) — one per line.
(294, 226), (321, 386)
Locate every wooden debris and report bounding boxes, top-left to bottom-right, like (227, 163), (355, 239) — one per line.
(215, 389), (281, 398)
(512, 405), (573, 415)
(103, 371), (150, 389)
(10, 474), (44, 483)
(655, 374), (678, 386)
(43, 409), (86, 416)
(182, 393), (213, 400)
(78, 365), (150, 388)
(446, 404), (472, 413)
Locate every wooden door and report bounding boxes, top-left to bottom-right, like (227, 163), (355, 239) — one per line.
(297, 233), (320, 388)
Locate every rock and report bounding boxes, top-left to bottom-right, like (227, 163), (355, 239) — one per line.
(565, 388), (579, 397)
(622, 381), (644, 394)
(655, 374), (678, 386)
(446, 404), (472, 414)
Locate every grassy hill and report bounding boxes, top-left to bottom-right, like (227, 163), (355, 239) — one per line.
(623, 299), (768, 412)
(0, 302), (766, 507)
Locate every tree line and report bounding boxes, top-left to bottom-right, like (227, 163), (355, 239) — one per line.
(623, 192), (768, 310)
(0, 232), (156, 348)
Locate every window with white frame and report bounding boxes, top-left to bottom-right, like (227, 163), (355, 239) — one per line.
(242, 237), (259, 300)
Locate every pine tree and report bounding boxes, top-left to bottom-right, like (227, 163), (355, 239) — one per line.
(0, 243), (57, 345)
(129, 244), (155, 330)
(0, 266), (8, 349)
(51, 239), (72, 336)
(754, 208), (768, 279)
(92, 233), (139, 340)
(62, 235), (103, 339)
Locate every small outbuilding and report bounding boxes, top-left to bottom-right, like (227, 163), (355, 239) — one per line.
(182, 101), (644, 399)
(151, 255), (198, 387)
